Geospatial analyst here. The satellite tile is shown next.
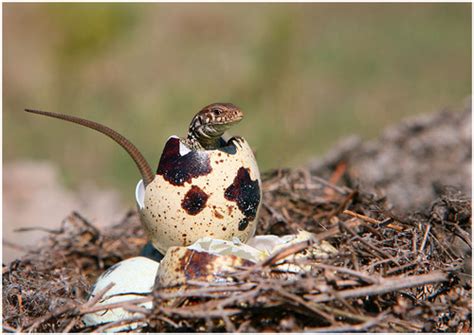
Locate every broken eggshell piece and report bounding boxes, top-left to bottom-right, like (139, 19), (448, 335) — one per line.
(136, 135), (262, 255)
(157, 231), (337, 287)
(248, 230), (338, 273)
(157, 237), (259, 287)
(82, 257), (160, 332)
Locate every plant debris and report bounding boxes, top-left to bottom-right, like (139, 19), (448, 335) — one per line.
(2, 167), (471, 332)
(3, 107), (471, 332)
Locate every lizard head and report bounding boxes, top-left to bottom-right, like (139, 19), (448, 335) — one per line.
(187, 103), (244, 145)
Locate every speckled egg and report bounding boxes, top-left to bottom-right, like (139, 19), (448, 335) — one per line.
(136, 135), (262, 255)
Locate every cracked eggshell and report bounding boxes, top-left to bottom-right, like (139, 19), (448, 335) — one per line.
(156, 231), (338, 288)
(248, 230), (338, 273)
(82, 257), (159, 332)
(137, 136), (262, 255)
(157, 237), (261, 287)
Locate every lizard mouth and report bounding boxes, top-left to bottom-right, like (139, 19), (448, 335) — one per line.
(207, 118), (242, 135)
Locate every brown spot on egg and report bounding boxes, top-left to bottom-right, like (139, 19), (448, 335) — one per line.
(224, 167), (261, 226)
(179, 250), (255, 281)
(180, 250), (213, 280)
(181, 185), (209, 215)
(213, 210), (224, 219)
(156, 137), (212, 186)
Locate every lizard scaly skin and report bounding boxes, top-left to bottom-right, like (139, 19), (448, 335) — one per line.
(185, 103), (243, 150)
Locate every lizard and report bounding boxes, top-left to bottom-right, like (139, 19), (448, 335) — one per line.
(184, 102), (243, 150)
(24, 103), (244, 187)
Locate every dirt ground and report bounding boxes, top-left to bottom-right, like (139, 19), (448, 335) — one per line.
(2, 102), (471, 332)
(309, 99), (471, 213)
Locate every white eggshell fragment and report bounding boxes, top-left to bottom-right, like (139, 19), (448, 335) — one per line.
(248, 230), (338, 273)
(187, 236), (267, 263)
(139, 135), (262, 254)
(82, 257), (160, 332)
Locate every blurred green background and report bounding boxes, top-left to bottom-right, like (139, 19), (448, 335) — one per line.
(3, 3), (471, 204)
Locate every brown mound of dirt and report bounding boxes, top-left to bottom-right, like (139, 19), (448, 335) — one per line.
(2, 106), (471, 332)
(309, 100), (471, 213)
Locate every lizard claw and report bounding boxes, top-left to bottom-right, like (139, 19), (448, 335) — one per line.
(229, 136), (244, 149)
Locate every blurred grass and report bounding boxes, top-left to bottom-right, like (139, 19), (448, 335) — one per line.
(3, 3), (471, 204)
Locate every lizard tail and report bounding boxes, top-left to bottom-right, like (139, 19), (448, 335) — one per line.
(25, 108), (155, 187)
